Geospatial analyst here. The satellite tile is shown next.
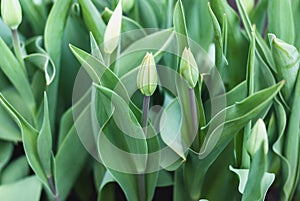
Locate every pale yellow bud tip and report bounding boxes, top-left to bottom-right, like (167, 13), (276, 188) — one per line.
(137, 52), (158, 96)
(1, 0), (22, 29)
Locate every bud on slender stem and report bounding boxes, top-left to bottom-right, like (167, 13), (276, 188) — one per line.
(180, 47), (199, 89)
(1, 0), (22, 29)
(137, 52), (158, 96)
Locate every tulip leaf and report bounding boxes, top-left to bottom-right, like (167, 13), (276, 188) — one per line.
(44, 0), (72, 124)
(0, 93), (50, 189)
(0, 156), (29, 185)
(0, 141), (13, 172)
(0, 37), (35, 111)
(0, 176), (42, 201)
(160, 98), (186, 160)
(79, 0), (106, 45)
(182, 82), (283, 200)
(268, 0), (295, 45)
(37, 93), (52, 176)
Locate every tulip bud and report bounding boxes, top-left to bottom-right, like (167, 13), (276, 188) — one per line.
(179, 47), (199, 89)
(103, 1), (122, 54)
(242, 0), (254, 14)
(1, 0), (22, 29)
(122, 0), (135, 13)
(269, 34), (300, 101)
(246, 119), (268, 157)
(137, 52), (158, 96)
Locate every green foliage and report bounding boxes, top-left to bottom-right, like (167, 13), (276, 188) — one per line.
(0, 0), (299, 200)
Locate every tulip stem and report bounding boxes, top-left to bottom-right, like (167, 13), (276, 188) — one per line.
(12, 29), (25, 71)
(189, 88), (199, 150)
(142, 96), (150, 136)
(137, 95), (150, 201)
(48, 175), (60, 201)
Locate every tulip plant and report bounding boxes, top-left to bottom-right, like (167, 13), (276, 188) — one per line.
(0, 0), (299, 201)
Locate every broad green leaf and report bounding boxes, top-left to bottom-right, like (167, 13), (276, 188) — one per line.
(0, 156), (29, 185)
(268, 0), (295, 45)
(19, 0), (46, 34)
(97, 170), (115, 201)
(293, 0), (300, 49)
(208, 3), (227, 71)
(183, 0), (213, 50)
(94, 85), (159, 201)
(71, 41), (159, 201)
(0, 141), (13, 172)
(44, 0), (72, 124)
(95, 84), (148, 172)
(136, 0), (158, 28)
(37, 93), (52, 176)
(93, 162), (107, 191)
(183, 82), (283, 200)
(0, 37), (35, 111)
(57, 108), (74, 148)
(235, 0), (276, 72)
(0, 176), (42, 201)
(241, 31), (256, 168)
(174, 167), (192, 201)
(160, 98), (186, 160)
(210, 0), (248, 88)
(54, 108), (89, 200)
(1, 88), (34, 127)
(0, 94), (49, 189)
(79, 0), (106, 45)
(90, 32), (104, 62)
(0, 18), (12, 44)
(249, 0), (267, 33)
(173, 0), (189, 53)
(0, 104), (20, 142)
(283, 71), (300, 200)
(157, 170), (173, 187)
(200, 81), (284, 159)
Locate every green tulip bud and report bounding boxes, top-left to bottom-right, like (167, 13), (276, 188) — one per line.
(104, 1), (122, 54)
(269, 34), (300, 101)
(242, 0), (254, 13)
(179, 47), (199, 89)
(246, 119), (269, 157)
(1, 0), (22, 29)
(137, 52), (158, 96)
(122, 0), (135, 13)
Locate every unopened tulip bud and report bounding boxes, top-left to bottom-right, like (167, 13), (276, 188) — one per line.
(1, 0), (22, 29)
(103, 1), (122, 54)
(269, 34), (299, 101)
(242, 0), (254, 13)
(180, 47), (199, 89)
(246, 119), (269, 157)
(137, 52), (158, 96)
(122, 0), (135, 13)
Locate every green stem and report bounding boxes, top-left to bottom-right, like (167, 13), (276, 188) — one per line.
(12, 29), (25, 71)
(189, 88), (199, 151)
(142, 96), (150, 136)
(138, 96), (150, 201)
(48, 175), (60, 201)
